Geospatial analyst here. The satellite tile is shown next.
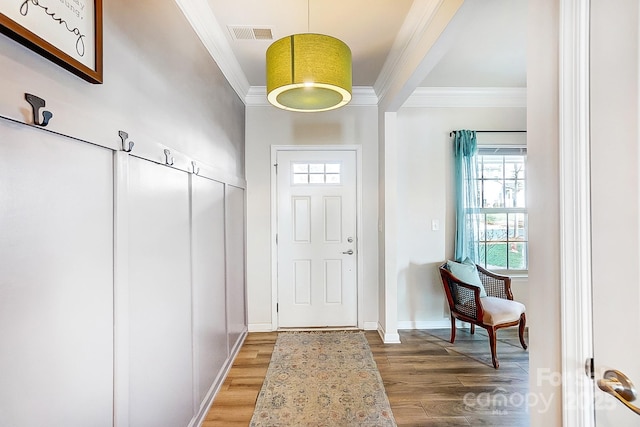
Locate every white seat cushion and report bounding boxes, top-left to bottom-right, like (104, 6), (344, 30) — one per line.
(481, 296), (526, 326)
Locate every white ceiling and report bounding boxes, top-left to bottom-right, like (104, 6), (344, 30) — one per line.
(421, 0), (526, 87)
(193, 0), (526, 98)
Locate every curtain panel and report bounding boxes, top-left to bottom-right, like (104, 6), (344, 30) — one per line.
(453, 130), (480, 262)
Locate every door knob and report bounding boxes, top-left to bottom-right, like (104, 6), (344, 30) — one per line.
(342, 249), (354, 255)
(597, 369), (640, 415)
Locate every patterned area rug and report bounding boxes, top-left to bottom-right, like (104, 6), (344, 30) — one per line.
(250, 331), (396, 427)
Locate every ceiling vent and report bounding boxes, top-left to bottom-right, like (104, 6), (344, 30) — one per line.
(228, 26), (273, 41)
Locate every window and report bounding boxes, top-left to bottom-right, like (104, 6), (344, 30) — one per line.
(474, 147), (527, 272)
(292, 162), (341, 184)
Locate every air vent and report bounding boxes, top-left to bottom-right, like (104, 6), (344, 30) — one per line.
(228, 26), (273, 41)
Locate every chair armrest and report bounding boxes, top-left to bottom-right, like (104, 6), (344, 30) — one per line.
(477, 264), (513, 300)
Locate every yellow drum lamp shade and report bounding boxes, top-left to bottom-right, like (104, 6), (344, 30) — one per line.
(266, 34), (352, 112)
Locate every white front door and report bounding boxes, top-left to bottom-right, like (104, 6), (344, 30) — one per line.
(276, 149), (357, 328)
(591, 0), (640, 423)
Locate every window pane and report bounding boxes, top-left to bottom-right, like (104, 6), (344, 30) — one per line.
(475, 180), (484, 208)
(309, 164), (324, 173)
(325, 163), (340, 173)
(293, 173), (308, 184)
(486, 214), (507, 241)
(504, 180), (519, 207)
(477, 214), (487, 240)
(293, 163), (308, 173)
(511, 213), (528, 241)
(515, 180), (526, 207)
(482, 156), (503, 179)
(325, 174), (340, 184)
(507, 243), (527, 270)
(486, 243), (508, 269)
(504, 158), (524, 178)
(484, 179), (504, 207)
(309, 173), (324, 183)
(477, 242), (487, 267)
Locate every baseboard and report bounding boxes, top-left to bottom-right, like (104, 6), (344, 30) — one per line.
(397, 320), (453, 329)
(363, 321), (378, 331)
(191, 328), (248, 427)
(248, 323), (273, 332)
(376, 323), (401, 344)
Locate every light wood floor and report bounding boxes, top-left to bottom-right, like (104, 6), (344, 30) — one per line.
(202, 328), (529, 426)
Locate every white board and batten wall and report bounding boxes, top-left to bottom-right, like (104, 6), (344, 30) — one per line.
(0, 0), (247, 426)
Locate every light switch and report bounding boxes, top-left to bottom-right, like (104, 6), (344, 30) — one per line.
(431, 219), (440, 231)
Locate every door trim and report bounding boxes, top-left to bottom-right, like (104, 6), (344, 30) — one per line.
(270, 145), (363, 330)
(559, 0), (595, 425)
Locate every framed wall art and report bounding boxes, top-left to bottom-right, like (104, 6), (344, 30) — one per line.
(0, 0), (103, 83)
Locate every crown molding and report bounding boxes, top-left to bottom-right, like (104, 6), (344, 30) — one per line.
(402, 87), (527, 108)
(245, 86), (379, 107)
(246, 86), (525, 109)
(174, 0), (250, 101)
(351, 87), (379, 105)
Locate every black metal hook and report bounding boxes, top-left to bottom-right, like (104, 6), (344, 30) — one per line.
(164, 149), (174, 166)
(118, 130), (135, 152)
(25, 93), (53, 127)
(191, 161), (200, 175)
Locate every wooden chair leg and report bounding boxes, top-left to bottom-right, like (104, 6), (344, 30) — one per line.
(450, 315), (456, 343)
(518, 313), (528, 350)
(488, 327), (499, 369)
(470, 323), (475, 334)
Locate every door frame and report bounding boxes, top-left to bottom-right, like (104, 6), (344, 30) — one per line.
(270, 145), (364, 330)
(559, 0), (595, 425)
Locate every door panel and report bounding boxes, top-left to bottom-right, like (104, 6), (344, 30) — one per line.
(0, 122), (114, 427)
(591, 0), (640, 424)
(277, 150), (357, 328)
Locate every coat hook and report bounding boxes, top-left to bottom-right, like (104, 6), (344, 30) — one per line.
(191, 161), (200, 175)
(164, 149), (174, 166)
(118, 130), (134, 152)
(25, 93), (53, 127)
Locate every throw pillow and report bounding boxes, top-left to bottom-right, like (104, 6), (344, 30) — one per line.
(446, 258), (487, 297)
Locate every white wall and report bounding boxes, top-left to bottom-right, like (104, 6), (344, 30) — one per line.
(395, 105), (528, 328)
(245, 105), (379, 331)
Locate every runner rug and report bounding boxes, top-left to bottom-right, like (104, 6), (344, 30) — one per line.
(249, 331), (397, 427)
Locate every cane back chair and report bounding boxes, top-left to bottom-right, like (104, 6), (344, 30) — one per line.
(439, 262), (527, 368)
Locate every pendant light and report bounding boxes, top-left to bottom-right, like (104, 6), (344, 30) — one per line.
(266, 1), (352, 112)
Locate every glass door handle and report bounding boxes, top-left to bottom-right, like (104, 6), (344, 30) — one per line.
(598, 369), (640, 416)
(342, 249), (353, 255)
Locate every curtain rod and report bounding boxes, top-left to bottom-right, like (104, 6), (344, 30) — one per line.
(449, 130), (527, 137)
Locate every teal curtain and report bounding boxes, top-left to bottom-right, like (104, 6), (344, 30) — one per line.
(453, 130), (480, 262)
